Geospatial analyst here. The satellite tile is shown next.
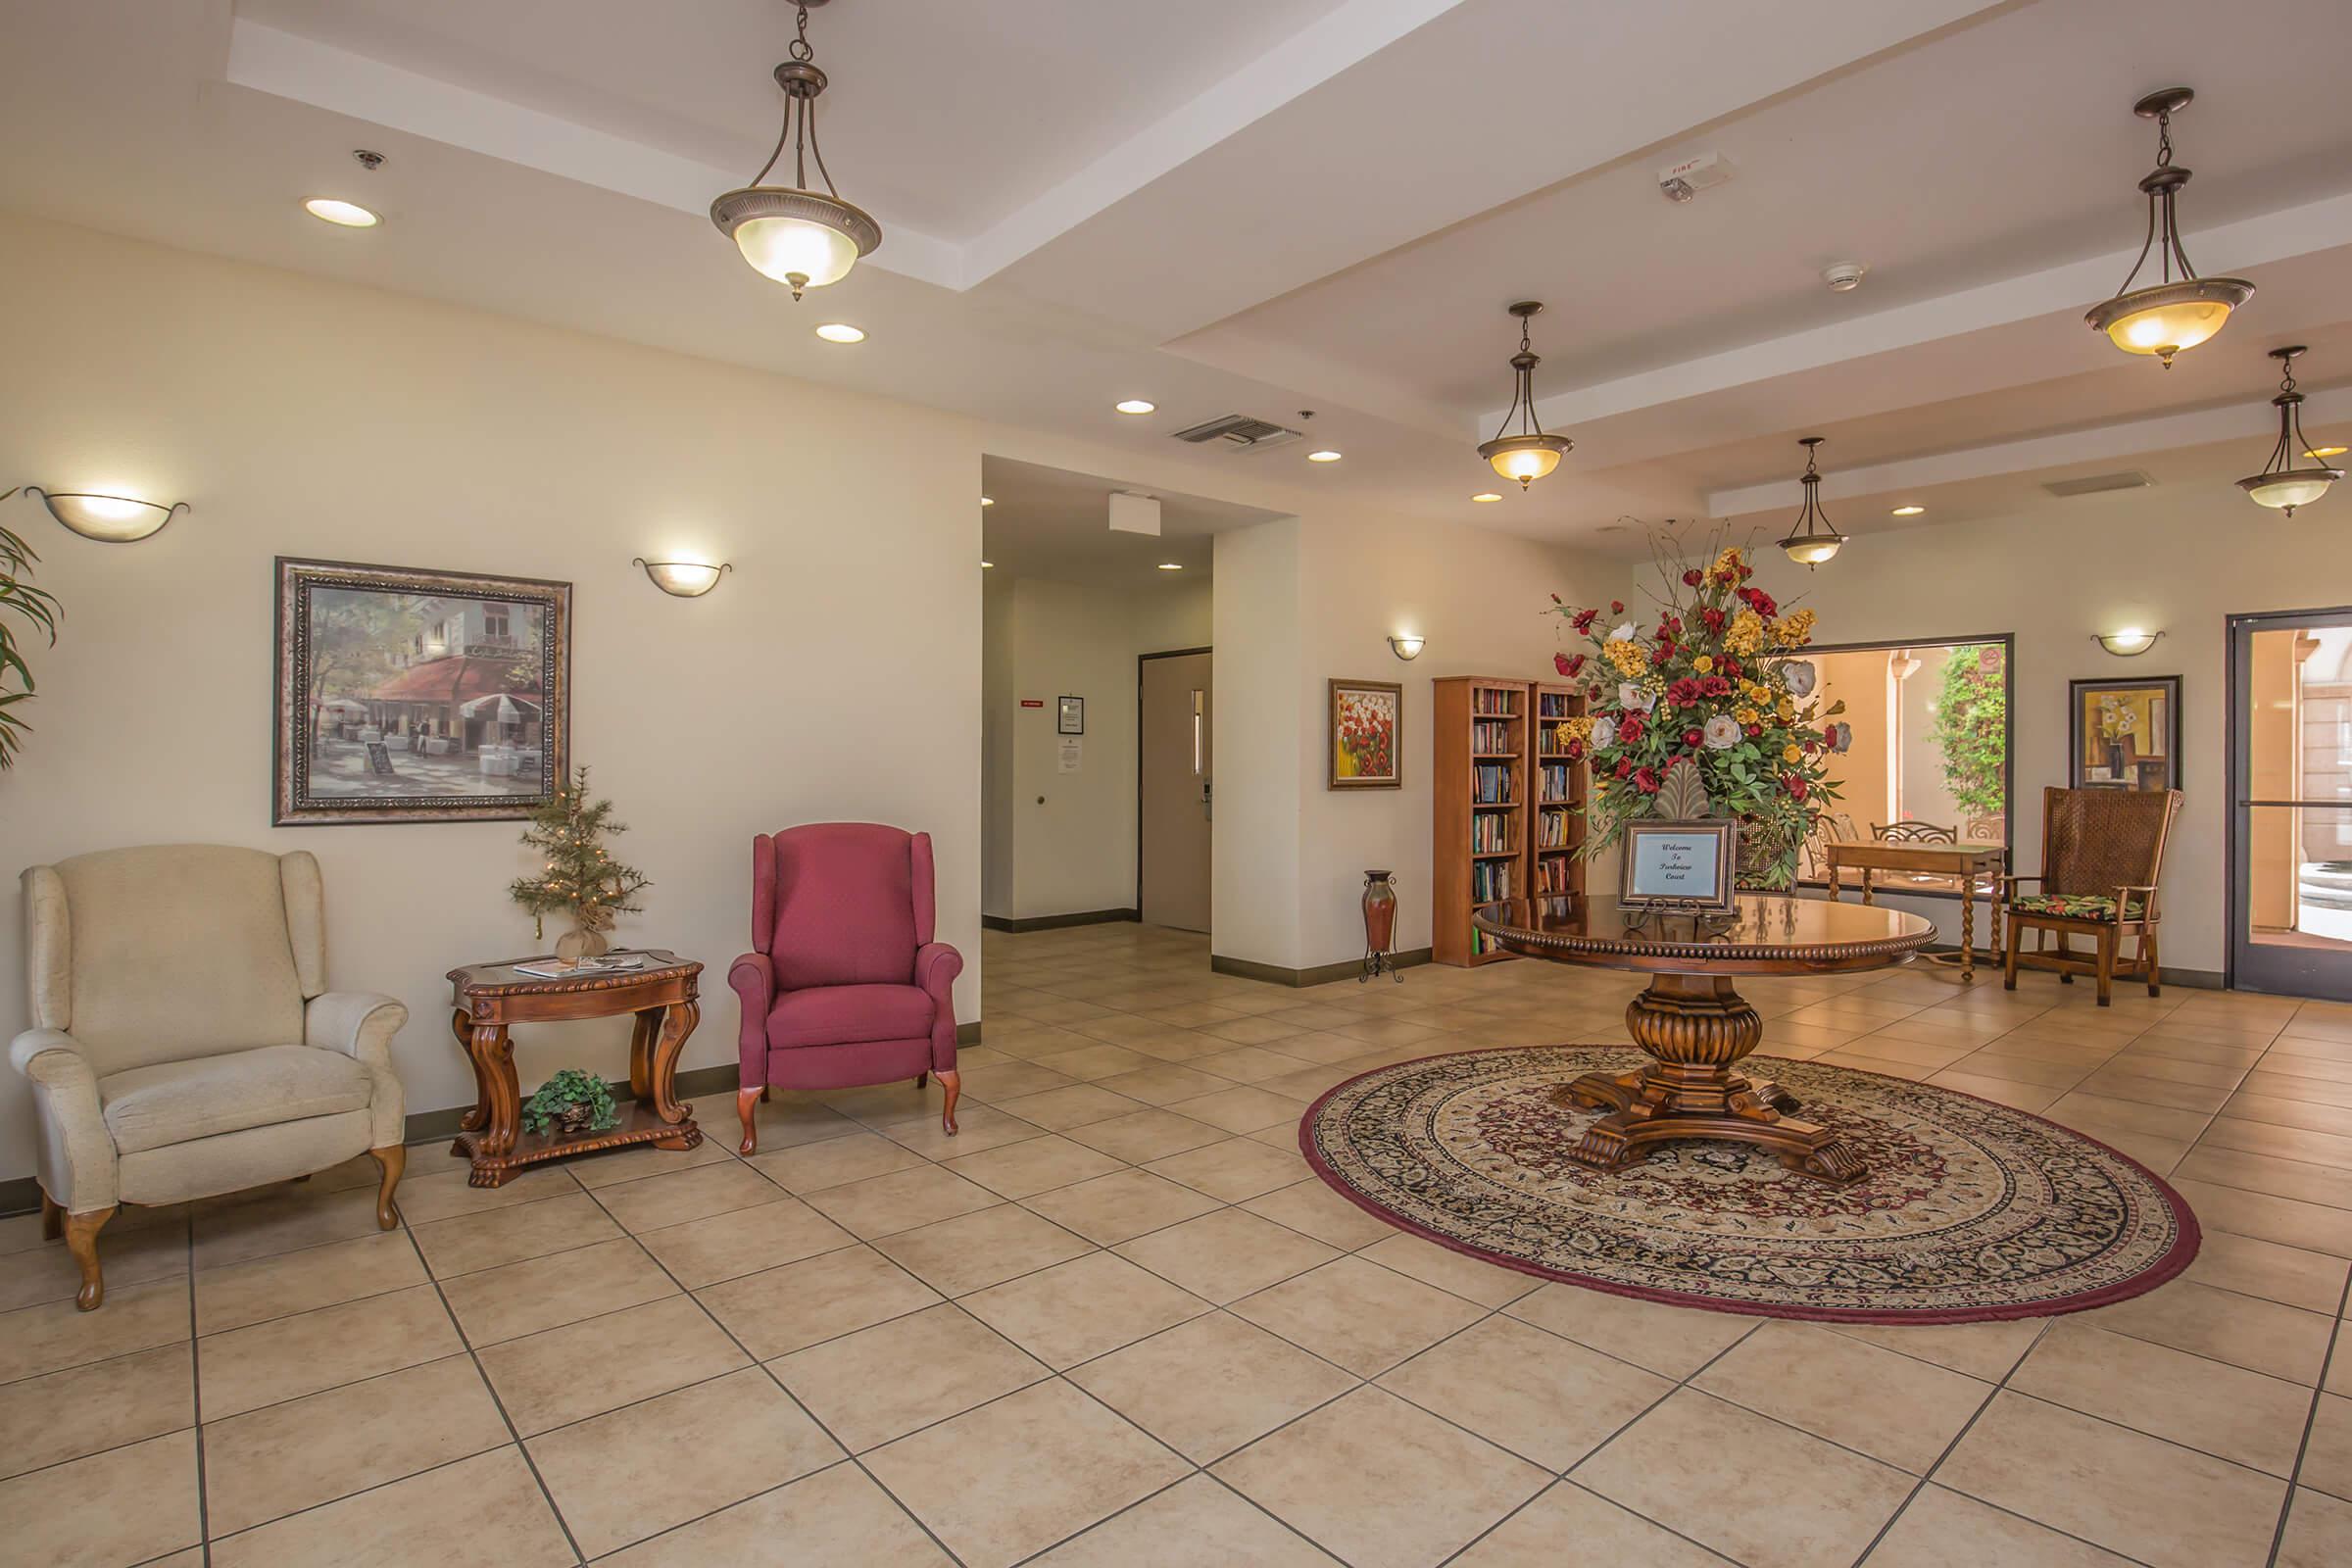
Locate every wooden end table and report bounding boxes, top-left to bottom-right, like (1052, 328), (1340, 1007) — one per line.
(1825, 838), (2007, 978)
(447, 951), (704, 1188)
(1473, 896), (1934, 1183)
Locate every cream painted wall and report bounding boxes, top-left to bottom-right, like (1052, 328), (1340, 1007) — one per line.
(1211, 520), (1305, 968)
(982, 575), (1211, 920)
(1723, 485), (2352, 978)
(0, 216), (983, 1179)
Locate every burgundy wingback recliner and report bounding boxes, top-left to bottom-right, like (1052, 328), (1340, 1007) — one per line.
(729, 823), (963, 1154)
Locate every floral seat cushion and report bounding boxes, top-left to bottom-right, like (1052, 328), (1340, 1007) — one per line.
(2009, 892), (2147, 922)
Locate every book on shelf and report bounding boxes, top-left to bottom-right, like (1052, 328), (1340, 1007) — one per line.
(1532, 855), (1575, 894)
(1537, 807), (1572, 848)
(1539, 763), (1572, 803)
(1538, 692), (1572, 718)
(1472, 689), (1519, 716)
(1471, 719), (1516, 753)
(1472, 763), (1516, 805)
(1470, 859), (1515, 901)
(1471, 810), (1515, 853)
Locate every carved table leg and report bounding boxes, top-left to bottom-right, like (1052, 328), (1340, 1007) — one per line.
(64, 1206), (113, 1311)
(647, 1002), (700, 1126)
(627, 1007), (661, 1103)
(466, 1024), (520, 1182)
(1555, 972), (1865, 1184)
(454, 1008), (490, 1134)
(1959, 881), (1977, 981)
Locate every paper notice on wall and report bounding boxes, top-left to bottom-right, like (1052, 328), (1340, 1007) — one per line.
(1057, 739), (1083, 773)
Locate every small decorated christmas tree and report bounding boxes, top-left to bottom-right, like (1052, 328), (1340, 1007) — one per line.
(509, 766), (652, 960)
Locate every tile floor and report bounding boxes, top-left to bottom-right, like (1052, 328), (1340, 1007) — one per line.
(5, 921), (2352, 1567)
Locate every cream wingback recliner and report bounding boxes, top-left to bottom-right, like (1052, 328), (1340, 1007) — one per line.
(13, 845), (409, 1309)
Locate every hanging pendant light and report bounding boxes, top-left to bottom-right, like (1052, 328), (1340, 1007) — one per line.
(2084, 88), (2253, 368)
(1477, 302), (1573, 488)
(710, 0), (880, 300)
(2239, 347), (2343, 516)
(1777, 437), (1846, 567)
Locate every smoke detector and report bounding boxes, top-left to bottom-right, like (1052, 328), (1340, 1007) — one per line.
(1823, 262), (1867, 293)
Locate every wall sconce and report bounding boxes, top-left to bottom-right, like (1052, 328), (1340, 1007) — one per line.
(633, 558), (732, 598)
(1388, 634), (1425, 661)
(2093, 627), (2163, 657)
(24, 488), (187, 544)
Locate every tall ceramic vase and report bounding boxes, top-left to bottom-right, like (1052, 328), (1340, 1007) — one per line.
(1361, 869), (1400, 983)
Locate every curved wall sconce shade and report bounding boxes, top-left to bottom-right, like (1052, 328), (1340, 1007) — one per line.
(1388, 635), (1426, 661)
(24, 488), (187, 543)
(2093, 628), (2164, 657)
(634, 559), (733, 597)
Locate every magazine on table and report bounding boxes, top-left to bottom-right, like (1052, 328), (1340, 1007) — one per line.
(513, 951), (654, 979)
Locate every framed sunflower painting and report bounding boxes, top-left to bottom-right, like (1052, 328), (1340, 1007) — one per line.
(2069, 675), (2180, 793)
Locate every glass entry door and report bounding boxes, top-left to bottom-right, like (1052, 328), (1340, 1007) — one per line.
(2231, 609), (2352, 999)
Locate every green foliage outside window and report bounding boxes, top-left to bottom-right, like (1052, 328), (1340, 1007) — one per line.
(1933, 645), (2006, 817)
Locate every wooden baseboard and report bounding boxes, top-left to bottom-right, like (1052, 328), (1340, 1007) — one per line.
(982, 907), (1141, 933)
(1210, 949), (1435, 988)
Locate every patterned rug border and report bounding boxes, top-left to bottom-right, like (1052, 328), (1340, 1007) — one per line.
(1298, 1045), (2202, 1325)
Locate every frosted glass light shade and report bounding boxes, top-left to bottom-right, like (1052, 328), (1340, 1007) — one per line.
(2239, 469), (2339, 514)
(1479, 433), (1569, 486)
(2086, 278), (2252, 365)
(733, 217), (859, 293)
(633, 559), (732, 597)
(1781, 535), (1843, 565)
(31, 489), (185, 543)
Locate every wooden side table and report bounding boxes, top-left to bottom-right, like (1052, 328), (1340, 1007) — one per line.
(1825, 838), (2007, 978)
(447, 951), (704, 1188)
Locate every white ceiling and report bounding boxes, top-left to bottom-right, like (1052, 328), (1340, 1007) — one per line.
(2, 0), (2347, 554)
(980, 457), (1281, 588)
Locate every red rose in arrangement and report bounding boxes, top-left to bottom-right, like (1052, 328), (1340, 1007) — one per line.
(1613, 757), (1633, 779)
(1564, 739), (1585, 761)
(1682, 727), (1703, 749)
(1618, 713), (1645, 745)
(1720, 656), (1741, 678)
(1700, 607), (1727, 633)
(1572, 608), (1598, 633)
(1666, 678), (1700, 707)
(1739, 564), (1754, 580)
(1650, 644), (1672, 666)
(1785, 774), (1808, 800)
(1682, 568), (1702, 587)
(1561, 653), (1586, 676)
(1610, 601), (1626, 614)
(1634, 766), (1660, 794)
(1746, 722), (1763, 739)
(1701, 675), (1731, 697)
(1554, 652), (1573, 675)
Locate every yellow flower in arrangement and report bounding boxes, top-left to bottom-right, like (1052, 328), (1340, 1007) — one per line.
(1560, 714), (1594, 742)
(1712, 545), (1744, 578)
(1603, 638), (1650, 677)
(1784, 744), (1804, 764)
(1691, 655), (1714, 674)
(1725, 610), (1765, 657)
(1734, 706), (1759, 725)
(1777, 697), (1798, 722)
(1773, 609), (1819, 648)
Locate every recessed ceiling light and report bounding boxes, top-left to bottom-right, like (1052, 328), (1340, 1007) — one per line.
(1114, 399), (1156, 416)
(303, 198), (379, 227)
(2309, 445), (2349, 460)
(1156, 562), (1184, 571)
(1890, 504), (1926, 516)
(814, 322), (865, 343)
(1306, 449), (1343, 463)
(1471, 492), (1503, 503)
(980, 560), (994, 568)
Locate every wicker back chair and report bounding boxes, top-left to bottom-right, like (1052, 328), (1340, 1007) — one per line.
(2002, 786), (2182, 1004)
(1874, 819), (1957, 843)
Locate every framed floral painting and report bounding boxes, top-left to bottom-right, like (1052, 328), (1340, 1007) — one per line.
(2069, 675), (2180, 793)
(1330, 678), (1402, 789)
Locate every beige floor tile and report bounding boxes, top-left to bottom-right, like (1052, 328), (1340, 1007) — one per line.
(190, 1186), (386, 1271)
(962, 1251), (1211, 1369)
(0, 1277), (190, 1384)
(633, 1195), (855, 1289)
(1240, 1178), (1400, 1250)
(1454, 1482), (1730, 1567)
(1938, 1391), (2284, 1567)
(1354, 1234), (1542, 1309)
(1095, 1062), (1238, 1106)
(201, 1353), (510, 1535)
(1167, 1085), (1311, 1134)
(943, 1134), (1128, 1199)
(0, 1341), (191, 1481)
(0, 1220), (187, 1313)
(799, 1164), (1000, 1239)
(961, 1059), (1081, 1102)
(2173, 1146), (2352, 1210)
(1024, 1169), (1225, 1246)
(438, 1236), (675, 1346)
(1231, 1255), (1486, 1377)
(2179, 1228), (2351, 1311)
(1032, 1042), (1158, 1080)
(864, 1378), (1192, 1568)
(2279, 1487), (2352, 1568)
(564, 1135), (737, 1188)
(697, 1245), (941, 1359)
(0, 1429), (199, 1568)
(1923, 1070), (2068, 1113)
(1068, 1311), (1356, 1463)
(990, 1083), (1150, 1131)
(877, 1103), (1051, 1159)
(2072, 1067), (2233, 1114)
(1379, 1314), (1671, 1470)
(2010, 1319), (2313, 1476)
(594, 1159), (787, 1234)
(1062, 1108), (1231, 1162)
(1029, 1472), (1338, 1566)
(1144, 1137), (1310, 1202)
(528, 1366), (842, 1556)
(741, 1097), (865, 1150)
(1214, 1386), (1545, 1568)
(192, 1228), (425, 1335)
(1828, 1315), (2048, 1382)
(198, 1282), (461, 1419)
(1194, 1045), (1323, 1084)
(2174, 1177), (2352, 1259)
(1573, 1388), (1913, 1568)
(744, 1129), (927, 1192)
(2300, 1393), (2352, 1502)
(1861, 1484), (2135, 1566)
(409, 1192), (622, 1278)
(1694, 1319), (1991, 1474)
(872, 1202), (1096, 1296)
(771, 1301), (1048, 1451)
(479, 1294), (748, 1434)
(599, 1460), (954, 1566)
(389, 1162), (580, 1225)
(1502, 1281), (1756, 1378)
(1115, 1208), (1340, 1304)
(209, 1444), (573, 1568)
(2082, 1278), (2333, 1383)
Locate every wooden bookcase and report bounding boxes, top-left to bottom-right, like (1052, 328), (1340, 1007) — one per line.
(1433, 676), (1588, 966)
(1531, 682), (1590, 898)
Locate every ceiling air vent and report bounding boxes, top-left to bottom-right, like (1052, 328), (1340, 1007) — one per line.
(2042, 470), (2153, 498)
(1169, 414), (1303, 452)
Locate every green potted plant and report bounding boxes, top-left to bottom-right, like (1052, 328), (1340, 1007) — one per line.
(0, 491), (62, 770)
(521, 1067), (621, 1138)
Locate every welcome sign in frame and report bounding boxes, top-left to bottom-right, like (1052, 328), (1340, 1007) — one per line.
(1620, 820), (1739, 911)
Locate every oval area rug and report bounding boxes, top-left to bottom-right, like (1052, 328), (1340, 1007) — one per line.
(1300, 1046), (2198, 1323)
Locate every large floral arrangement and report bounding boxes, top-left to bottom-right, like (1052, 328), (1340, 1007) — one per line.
(1548, 534), (1846, 889)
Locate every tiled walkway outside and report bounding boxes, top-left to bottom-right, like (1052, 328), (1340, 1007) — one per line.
(4, 921), (2351, 1566)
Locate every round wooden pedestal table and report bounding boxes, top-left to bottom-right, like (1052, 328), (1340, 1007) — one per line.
(1472, 895), (1934, 1184)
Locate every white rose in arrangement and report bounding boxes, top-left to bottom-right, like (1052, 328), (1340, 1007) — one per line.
(1609, 622), (1638, 642)
(1782, 660), (1818, 698)
(1703, 714), (1741, 751)
(1830, 720), (1853, 753)
(1590, 715), (1618, 749)
(1619, 682), (1656, 712)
